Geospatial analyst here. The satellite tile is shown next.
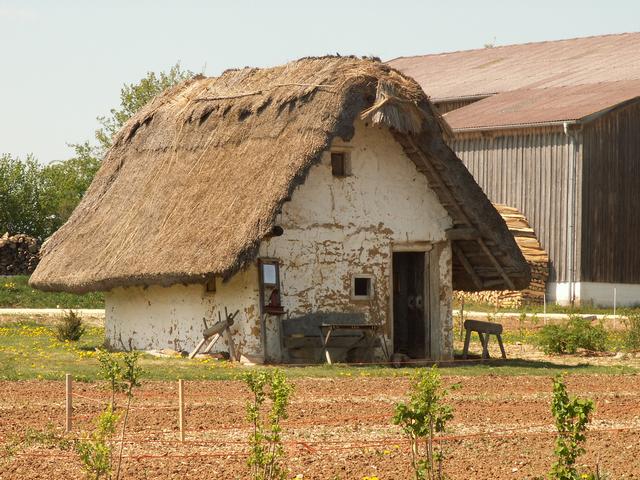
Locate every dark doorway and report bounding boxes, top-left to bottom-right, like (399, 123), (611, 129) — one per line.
(393, 252), (429, 358)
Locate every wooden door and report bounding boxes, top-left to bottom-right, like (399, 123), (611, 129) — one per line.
(393, 252), (429, 358)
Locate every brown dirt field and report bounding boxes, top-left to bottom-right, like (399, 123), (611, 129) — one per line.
(1, 376), (640, 479)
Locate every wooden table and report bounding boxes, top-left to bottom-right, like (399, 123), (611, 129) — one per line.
(319, 323), (383, 365)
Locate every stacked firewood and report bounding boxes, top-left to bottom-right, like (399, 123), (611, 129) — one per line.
(455, 205), (549, 308)
(0, 233), (41, 275)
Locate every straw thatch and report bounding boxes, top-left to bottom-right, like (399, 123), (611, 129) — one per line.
(30, 56), (528, 293)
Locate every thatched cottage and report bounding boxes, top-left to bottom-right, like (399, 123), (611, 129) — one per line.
(31, 57), (528, 363)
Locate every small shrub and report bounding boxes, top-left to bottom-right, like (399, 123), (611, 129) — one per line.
(538, 324), (571, 354)
(76, 405), (120, 480)
(243, 369), (293, 480)
(530, 313), (540, 327)
(97, 350), (125, 407)
(393, 366), (454, 480)
(538, 316), (607, 354)
(86, 350), (142, 480)
(1, 424), (72, 468)
(549, 374), (594, 480)
(518, 312), (528, 337)
(56, 310), (85, 342)
(624, 314), (640, 351)
(114, 351), (143, 480)
(22, 423), (71, 449)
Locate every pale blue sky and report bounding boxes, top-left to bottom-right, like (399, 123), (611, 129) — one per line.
(1, 0), (638, 163)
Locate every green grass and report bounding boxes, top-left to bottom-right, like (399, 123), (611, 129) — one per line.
(0, 275), (103, 309)
(0, 321), (637, 382)
(462, 328), (629, 354)
(453, 299), (640, 317)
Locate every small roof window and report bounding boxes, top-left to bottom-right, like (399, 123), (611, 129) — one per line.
(331, 151), (351, 177)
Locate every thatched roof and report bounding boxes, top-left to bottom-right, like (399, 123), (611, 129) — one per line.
(30, 56), (529, 294)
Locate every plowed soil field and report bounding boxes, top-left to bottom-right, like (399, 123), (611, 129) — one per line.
(2, 375), (639, 479)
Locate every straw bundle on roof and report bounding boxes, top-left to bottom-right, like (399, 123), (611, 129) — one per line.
(30, 56), (528, 294)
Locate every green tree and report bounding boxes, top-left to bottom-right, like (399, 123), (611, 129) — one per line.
(94, 63), (194, 153)
(39, 142), (101, 235)
(0, 149), (100, 239)
(0, 153), (46, 237)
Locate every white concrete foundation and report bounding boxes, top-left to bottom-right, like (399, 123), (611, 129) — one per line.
(548, 282), (640, 307)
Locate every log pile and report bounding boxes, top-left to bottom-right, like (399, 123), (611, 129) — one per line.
(0, 233), (41, 275)
(454, 205), (549, 308)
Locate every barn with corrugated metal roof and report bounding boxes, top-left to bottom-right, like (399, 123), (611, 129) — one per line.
(390, 32), (640, 306)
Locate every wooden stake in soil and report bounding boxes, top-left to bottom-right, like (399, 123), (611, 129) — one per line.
(459, 298), (465, 340)
(178, 379), (185, 442)
(65, 373), (72, 433)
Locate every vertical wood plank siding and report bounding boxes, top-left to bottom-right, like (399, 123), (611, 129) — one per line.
(581, 103), (640, 283)
(449, 129), (581, 283)
(434, 99), (484, 114)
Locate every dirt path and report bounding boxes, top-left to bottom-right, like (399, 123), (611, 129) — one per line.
(2, 375), (639, 479)
(0, 310), (105, 328)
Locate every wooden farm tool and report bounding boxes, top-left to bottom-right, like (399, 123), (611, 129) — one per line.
(189, 307), (239, 360)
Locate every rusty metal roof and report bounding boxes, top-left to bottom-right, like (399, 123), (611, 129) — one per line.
(389, 32), (640, 101)
(443, 80), (640, 130)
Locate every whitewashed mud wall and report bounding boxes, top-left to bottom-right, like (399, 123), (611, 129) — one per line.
(104, 266), (262, 357)
(435, 243), (453, 359)
(261, 120), (454, 360)
(105, 120), (454, 361)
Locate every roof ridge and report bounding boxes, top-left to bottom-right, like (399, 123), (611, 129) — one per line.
(389, 31), (639, 62)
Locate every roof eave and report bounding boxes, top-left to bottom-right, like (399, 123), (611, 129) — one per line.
(433, 94), (495, 103)
(451, 119), (579, 133)
(448, 95), (640, 134)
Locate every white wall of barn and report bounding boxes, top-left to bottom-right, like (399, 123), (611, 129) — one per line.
(104, 120), (454, 361)
(549, 281), (640, 307)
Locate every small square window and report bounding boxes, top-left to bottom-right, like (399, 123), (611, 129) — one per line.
(331, 151), (351, 177)
(352, 275), (373, 300)
(205, 277), (216, 294)
(262, 263), (278, 286)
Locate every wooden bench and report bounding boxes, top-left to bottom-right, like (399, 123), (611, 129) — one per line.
(462, 319), (506, 360)
(281, 312), (384, 364)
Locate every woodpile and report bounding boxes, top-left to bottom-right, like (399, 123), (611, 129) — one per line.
(0, 233), (41, 275)
(455, 205), (549, 308)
